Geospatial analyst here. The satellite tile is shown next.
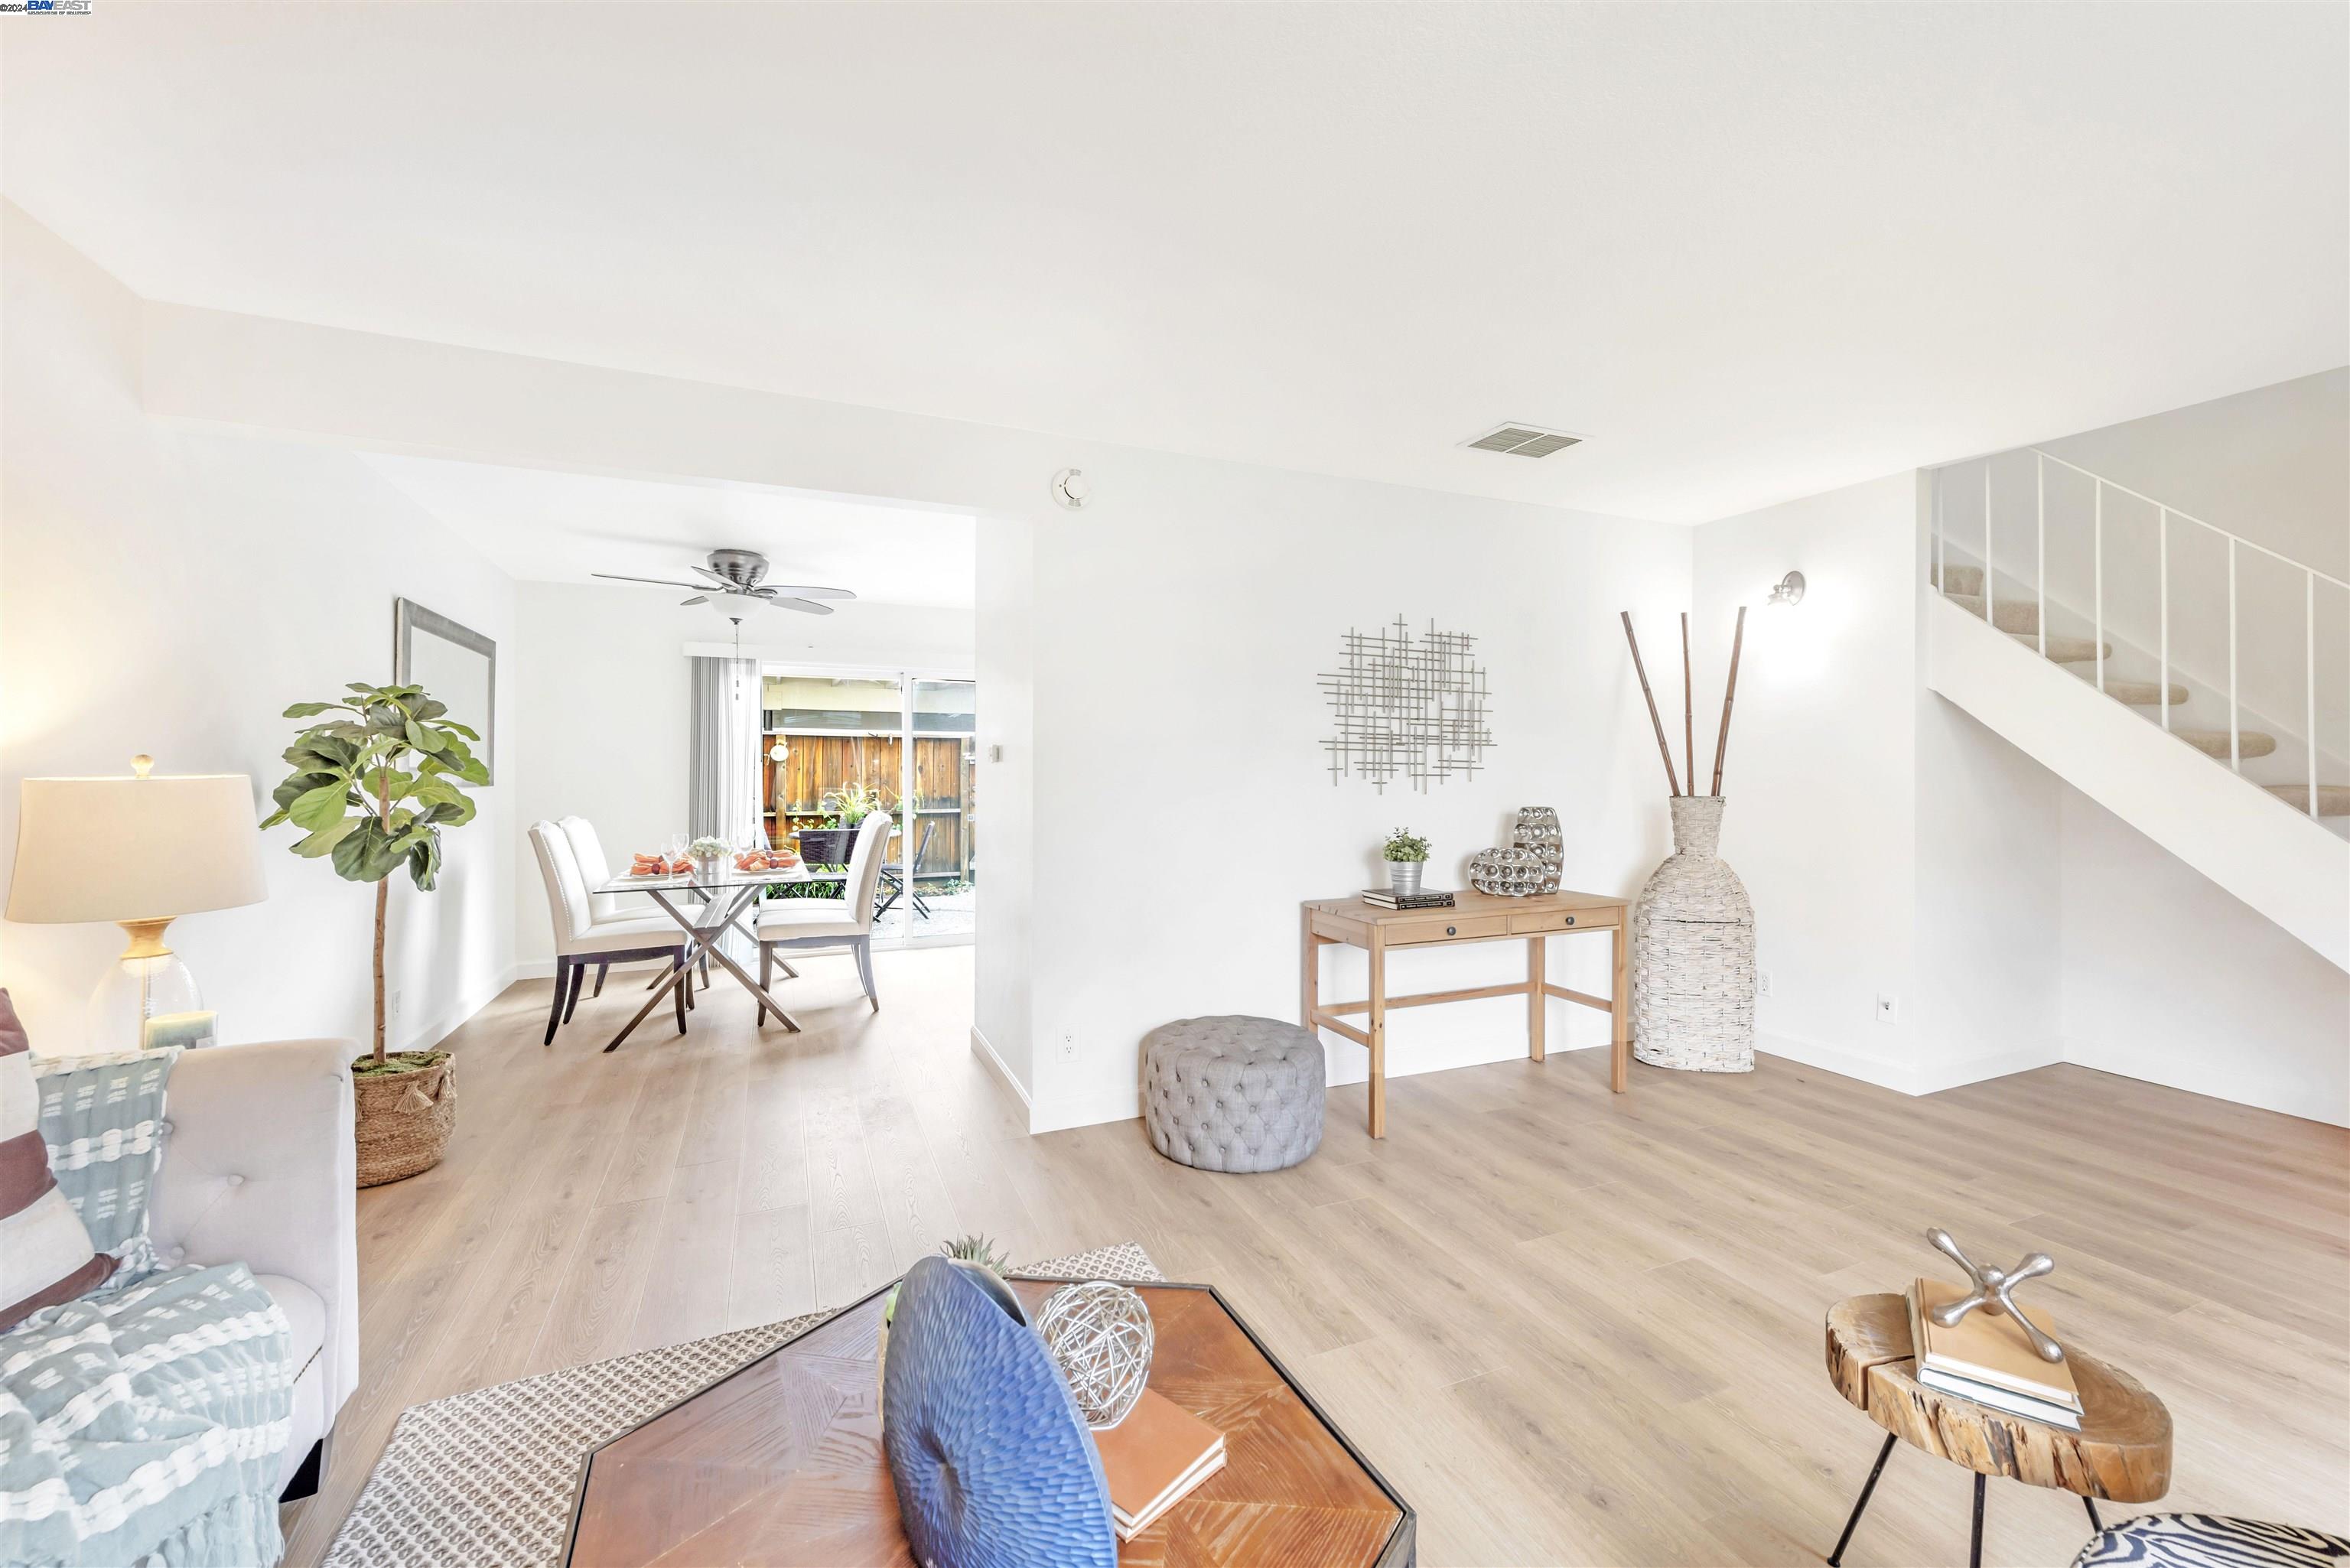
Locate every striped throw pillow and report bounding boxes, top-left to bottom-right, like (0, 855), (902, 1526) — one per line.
(0, 990), (112, 1332)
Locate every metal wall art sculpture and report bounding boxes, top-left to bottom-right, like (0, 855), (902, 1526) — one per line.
(1319, 616), (1493, 793)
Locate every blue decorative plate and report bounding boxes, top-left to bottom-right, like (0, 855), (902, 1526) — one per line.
(882, 1257), (1117, 1568)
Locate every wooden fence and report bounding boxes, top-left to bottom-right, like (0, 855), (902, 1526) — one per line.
(761, 732), (973, 879)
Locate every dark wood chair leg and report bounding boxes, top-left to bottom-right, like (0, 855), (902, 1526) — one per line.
(672, 954), (689, 1035)
(279, 1437), (324, 1503)
(561, 961), (586, 1023)
(592, 961), (608, 997)
(543, 961), (571, 1046)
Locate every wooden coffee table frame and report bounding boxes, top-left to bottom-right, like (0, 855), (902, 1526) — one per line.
(559, 1277), (1416, 1568)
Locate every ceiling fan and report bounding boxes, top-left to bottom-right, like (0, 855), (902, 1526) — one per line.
(593, 548), (856, 617)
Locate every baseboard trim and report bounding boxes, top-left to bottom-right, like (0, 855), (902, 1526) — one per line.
(396, 961), (521, 1056)
(1757, 1030), (2062, 1098)
(968, 1024), (1032, 1110)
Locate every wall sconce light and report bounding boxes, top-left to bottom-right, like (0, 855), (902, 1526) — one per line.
(1766, 571), (1806, 607)
(768, 737), (789, 764)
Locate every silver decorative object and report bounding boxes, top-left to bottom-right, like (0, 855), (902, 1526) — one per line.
(1467, 845), (1545, 896)
(1036, 1280), (1154, 1428)
(1388, 860), (1424, 896)
(1924, 1228), (2065, 1363)
(1319, 616), (1493, 793)
(1512, 807), (1562, 893)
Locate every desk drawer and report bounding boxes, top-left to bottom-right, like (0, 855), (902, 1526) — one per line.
(1509, 907), (1618, 935)
(1386, 913), (1510, 945)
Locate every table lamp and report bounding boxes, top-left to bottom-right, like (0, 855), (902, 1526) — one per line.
(6, 756), (267, 1049)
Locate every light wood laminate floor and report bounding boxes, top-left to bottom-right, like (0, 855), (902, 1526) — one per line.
(285, 946), (2349, 1567)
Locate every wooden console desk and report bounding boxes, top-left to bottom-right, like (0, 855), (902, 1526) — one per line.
(1301, 888), (1630, 1137)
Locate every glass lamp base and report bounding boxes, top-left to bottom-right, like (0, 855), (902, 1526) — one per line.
(87, 951), (206, 1052)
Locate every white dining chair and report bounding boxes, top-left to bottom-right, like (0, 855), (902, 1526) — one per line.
(529, 820), (698, 1046)
(753, 812), (892, 1017)
(557, 814), (708, 1003)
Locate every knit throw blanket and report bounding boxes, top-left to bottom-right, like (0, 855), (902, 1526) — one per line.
(0, 1262), (295, 1568)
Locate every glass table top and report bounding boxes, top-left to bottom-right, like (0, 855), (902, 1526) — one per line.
(592, 863), (819, 896)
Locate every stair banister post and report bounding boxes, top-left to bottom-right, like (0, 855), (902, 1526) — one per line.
(2094, 480), (2105, 695)
(2307, 570), (2320, 818)
(1983, 464), (1994, 632)
(2035, 452), (2047, 659)
(2159, 509), (2170, 734)
(2228, 537), (2241, 773)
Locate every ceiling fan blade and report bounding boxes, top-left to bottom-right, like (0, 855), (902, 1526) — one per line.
(757, 584), (857, 600)
(769, 597), (835, 616)
(688, 565), (733, 587)
(593, 572), (708, 590)
(679, 594), (711, 607)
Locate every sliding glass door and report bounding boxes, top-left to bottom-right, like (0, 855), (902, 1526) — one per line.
(760, 667), (973, 948)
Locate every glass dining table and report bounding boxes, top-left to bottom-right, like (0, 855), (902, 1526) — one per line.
(588, 862), (815, 1049)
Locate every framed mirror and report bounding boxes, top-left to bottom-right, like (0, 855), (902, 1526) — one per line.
(394, 599), (496, 786)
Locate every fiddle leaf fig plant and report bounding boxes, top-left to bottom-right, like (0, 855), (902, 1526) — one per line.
(262, 682), (488, 1065)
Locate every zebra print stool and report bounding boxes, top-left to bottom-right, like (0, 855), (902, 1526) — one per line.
(2075, 1514), (2349, 1567)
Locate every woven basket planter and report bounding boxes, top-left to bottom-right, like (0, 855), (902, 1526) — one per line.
(1631, 796), (1755, 1073)
(353, 1055), (457, 1187)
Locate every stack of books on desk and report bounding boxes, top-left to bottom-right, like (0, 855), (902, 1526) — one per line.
(1092, 1388), (1227, 1540)
(1361, 888), (1454, 909)
(1906, 1277), (2082, 1430)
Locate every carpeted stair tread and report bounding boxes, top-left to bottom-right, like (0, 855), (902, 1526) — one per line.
(1945, 591), (2039, 636)
(2028, 633), (2114, 663)
(2098, 678), (2191, 707)
(2173, 727), (2277, 760)
(1932, 564), (1984, 597)
(2264, 782), (2350, 817)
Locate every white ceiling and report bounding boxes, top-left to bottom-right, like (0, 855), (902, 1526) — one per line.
(6, 4), (2344, 523)
(359, 454), (976, 608)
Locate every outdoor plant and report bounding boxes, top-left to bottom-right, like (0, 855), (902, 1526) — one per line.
(1382, 827), (1431, 863)
(823, 780), (893, 828)
(262, 682), (486, 1071)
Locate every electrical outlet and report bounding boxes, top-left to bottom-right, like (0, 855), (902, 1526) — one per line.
(1756, 970), (1772, 999)
(1876, 993), (1899, 1026)
(390, 989), (404, 1019)
(1059, 1032), (1078, 1062)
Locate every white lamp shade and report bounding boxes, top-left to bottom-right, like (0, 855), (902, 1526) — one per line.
(7, 773), (268, 924)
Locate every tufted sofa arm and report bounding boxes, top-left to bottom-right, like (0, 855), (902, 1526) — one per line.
(148, 1039), (359, 1423)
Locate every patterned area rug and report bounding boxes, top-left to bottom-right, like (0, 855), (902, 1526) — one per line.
(323, 1243), (1161, 1568)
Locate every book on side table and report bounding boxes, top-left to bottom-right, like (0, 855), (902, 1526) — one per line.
(1092, 1387), (1227, 1540)
(1907, 1277), (2082, 1430)
(1360, 889), (1455, 909)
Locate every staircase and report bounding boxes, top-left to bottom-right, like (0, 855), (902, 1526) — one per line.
(1926, 449), (2349, 973)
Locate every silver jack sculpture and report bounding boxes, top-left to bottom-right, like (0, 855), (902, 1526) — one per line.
(1925, 1228), (2065, 1364)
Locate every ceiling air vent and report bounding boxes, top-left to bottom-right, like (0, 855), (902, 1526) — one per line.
(1462, 422), (1585, 458)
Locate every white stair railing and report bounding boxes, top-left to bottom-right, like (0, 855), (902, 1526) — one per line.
(1932, 447), (2348, 818)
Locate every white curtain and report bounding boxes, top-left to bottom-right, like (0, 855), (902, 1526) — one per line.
(688, 656), (762, 849)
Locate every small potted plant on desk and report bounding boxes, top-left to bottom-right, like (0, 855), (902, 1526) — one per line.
(1382, 826), (1431, 896)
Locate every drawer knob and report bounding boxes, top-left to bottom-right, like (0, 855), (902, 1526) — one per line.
(1564, 916), (1575, 926)
(1445, 925), (1457, 935)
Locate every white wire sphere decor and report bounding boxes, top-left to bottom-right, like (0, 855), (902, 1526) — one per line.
(1036, 1281), (1154, 1429)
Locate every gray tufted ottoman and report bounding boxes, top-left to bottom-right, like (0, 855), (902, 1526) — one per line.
(1141, 1015), (1325, 1173)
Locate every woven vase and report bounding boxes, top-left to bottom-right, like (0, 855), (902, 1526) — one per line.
(353, 1056), (457, 1187)
(1631, 796), (1756, 1073)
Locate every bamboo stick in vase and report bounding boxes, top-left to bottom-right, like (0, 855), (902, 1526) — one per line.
(1710, 606), (1747, 796)
(1620, 611), (1683, 795)
(1680, 611), (1694, 791)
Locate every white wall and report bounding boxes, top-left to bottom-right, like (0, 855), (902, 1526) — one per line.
(1, 203), (517, 1057)
(131, 287), (1694, 1127)
(1691, 473), (1928, 1085)
(509, 584), (972, 971)
(2062, 786), (2349, 1126)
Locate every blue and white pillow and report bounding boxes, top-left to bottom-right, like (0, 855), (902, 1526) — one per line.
(32, 1048), (181, 1292)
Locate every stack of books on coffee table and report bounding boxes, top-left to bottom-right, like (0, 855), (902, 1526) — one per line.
(1093, 1388), (1227, 1540)
(1906, 1277), (2082, 1430)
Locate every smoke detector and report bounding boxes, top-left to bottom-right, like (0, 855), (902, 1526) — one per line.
(1461, 422), (1585, 458)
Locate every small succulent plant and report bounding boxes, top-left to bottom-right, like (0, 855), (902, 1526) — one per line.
(939, 1234), (1011, 1276)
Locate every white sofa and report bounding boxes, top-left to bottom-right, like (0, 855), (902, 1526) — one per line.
(147, 1037), (360, 1495)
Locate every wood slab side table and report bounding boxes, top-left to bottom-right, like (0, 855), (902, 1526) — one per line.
(1302, 888), (1629, 1137)
(1823, 1293), (2172, 1568)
